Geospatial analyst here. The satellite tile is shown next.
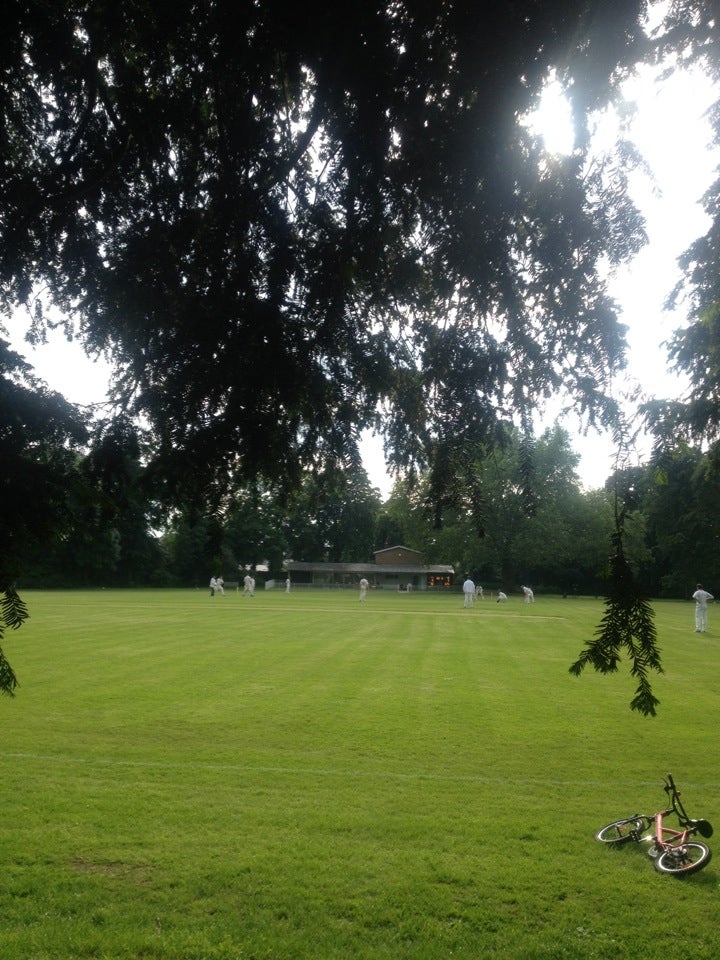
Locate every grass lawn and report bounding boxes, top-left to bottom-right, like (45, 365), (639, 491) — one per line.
(2, 587), (719, 959)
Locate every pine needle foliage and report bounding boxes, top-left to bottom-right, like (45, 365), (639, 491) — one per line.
(0, 586), (27, 695)
(570, 472), (662, 716)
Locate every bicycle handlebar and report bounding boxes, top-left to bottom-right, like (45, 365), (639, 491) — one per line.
(663, 773), (696, 825)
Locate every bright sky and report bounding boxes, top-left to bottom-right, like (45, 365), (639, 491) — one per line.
(362, 57), (720, 497)
(558, 60), (719, 489)
(4, 54), (719, 499)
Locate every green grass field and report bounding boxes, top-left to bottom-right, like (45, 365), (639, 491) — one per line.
(2, 588), (719, 959)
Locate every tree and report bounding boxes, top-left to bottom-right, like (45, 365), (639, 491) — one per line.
(1, 0), (648, 505)
(224, 486), (289, 574)
(0, 335), (88, 692)
(372, 426), (617, 593)
(161, 513), (221, 588)
(553, 488), (615, 596)
(21, 415), (168, 587)
(636, 447), (720, 597)
(457, 426), (611, 590)
(644, 4), (720, 460)
(284, 464), (382, 563)
(80, 417), (166, 585)
(469, 426), (585, 589)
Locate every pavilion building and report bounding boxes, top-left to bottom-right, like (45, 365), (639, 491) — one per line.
(284, 545), (454, 591)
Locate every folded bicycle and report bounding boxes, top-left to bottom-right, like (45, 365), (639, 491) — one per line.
(595, 773), (713, 876)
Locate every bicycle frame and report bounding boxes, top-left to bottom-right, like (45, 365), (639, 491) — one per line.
(649, 799), (695, 856)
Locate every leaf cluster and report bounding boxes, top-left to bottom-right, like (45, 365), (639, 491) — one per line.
(0, 587), (27, 695)
(570, 542), (662, 716)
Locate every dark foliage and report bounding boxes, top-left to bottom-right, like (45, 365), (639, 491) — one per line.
(644, 3), (720, 457)
(1, 0), (648, 504)
(0, 335), (89, 688)
(0, 583), (28, 695)
(570, 497), (662, 716)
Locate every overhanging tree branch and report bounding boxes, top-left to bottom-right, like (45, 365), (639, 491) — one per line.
(570, 431), (662, 716)
(0, 586), (27, 696)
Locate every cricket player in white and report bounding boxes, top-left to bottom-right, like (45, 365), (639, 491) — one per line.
(692, 583), (714, 632)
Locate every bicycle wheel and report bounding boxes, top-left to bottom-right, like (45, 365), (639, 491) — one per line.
(654, 842), (712, 876)
(595, 817), (649, 845)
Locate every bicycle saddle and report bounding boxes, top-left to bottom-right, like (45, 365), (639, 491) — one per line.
(691, 818), (713, 838)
